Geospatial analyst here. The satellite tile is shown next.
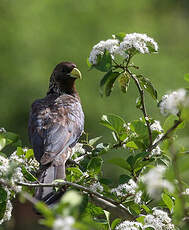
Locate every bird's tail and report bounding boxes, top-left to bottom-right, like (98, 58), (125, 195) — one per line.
(35, 163), (66, 206)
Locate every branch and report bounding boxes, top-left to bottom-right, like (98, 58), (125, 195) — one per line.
(149, 118), (183, 152)
(127, 69), (153, 146)
(17, 181), (133, 220)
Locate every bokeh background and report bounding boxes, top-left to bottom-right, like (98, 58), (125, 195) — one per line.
(0, 0), (189, 229)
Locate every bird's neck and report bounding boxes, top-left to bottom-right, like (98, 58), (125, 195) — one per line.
(47, 79), (78, 97)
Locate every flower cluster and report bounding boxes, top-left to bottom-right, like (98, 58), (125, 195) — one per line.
(116, 209), (174, 230)
(0, 199), (13, 225)
(143, 208), (174, 230)
(89, 33), (158, 65)
(53, 216), (75, 230)
(89, 181), (103, 193)
(150, 120), (164, 156)
(111, 179), (142, 204)
(141, 165), (174, 199)
(159, 88), (188, 116)
(0, 154), (23, 193)
(116, 220), (143, 230)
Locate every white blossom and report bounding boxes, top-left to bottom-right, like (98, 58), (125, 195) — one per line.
(116, 33), (158, 56)
(111, 179), (137, 196)
(72, 143), (85, 155)
(141, 166), (174, 199)
(116, 220), (143, 230)
(90, 181), (103, 193)
(150, 120), (163, 133)
(151, 145), (161, 156)
(0, 200), (13, 225)
(134, 191), (142, 204)
(111, 179), (142, 203)
(182, 188), (189, 195)
(159, 88), (187, 116)
(53, 216), (75, 230)
(89, 33), (158, 65)
(89, 39), (119, 64)
(143, 208), (174, 230)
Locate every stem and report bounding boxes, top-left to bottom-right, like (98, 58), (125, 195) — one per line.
(16, 181), (125, 210)
(149, 118), (183, 152)
(126, 69), (153, 147)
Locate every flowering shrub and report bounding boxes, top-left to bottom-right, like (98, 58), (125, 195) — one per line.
(1, 32), (189, 229)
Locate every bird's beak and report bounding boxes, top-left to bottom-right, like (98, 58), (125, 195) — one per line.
(70, 68), (82, 79)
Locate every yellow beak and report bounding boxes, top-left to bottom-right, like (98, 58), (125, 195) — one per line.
(70, 68), (82, 79)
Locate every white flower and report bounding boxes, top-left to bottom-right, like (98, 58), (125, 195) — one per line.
(72, 143), (85, 155)
(117, 33), (158, 55)
(150, 120), (163, 133)
(89, 39), (119, 64)
(134, 191), (142, 204)
(0, 200), (13, 224)
(143, 208), (174, 230)
(141, 166), (174, 199)
(111, 179), (137, 196)
(111, 179), (142, 203)
(159, 89), (187, 116)
(53, 216), (75, 230)
(182, 188), (189, 195)
(90, 181), (103, 193)
(151, 146), (161, 156)
(0, 155), (9, 176)
(116, 220), (143, 230)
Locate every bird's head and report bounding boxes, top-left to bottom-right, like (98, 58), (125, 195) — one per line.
(48, 61), (82, 95)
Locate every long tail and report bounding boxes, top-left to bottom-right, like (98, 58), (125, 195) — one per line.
(35, 163), (66, 206)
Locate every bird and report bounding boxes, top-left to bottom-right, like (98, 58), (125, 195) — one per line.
(28, 61), (84, 205)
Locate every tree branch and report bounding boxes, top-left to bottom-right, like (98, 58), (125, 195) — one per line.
(127, 69), (153, 147)
(148, 118), (183, 152)
(16, 180), (133, 220)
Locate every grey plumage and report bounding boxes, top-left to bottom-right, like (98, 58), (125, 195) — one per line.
(28, 62), (84, 205)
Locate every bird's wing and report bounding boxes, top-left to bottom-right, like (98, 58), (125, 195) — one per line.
(28, 94), (84, 165)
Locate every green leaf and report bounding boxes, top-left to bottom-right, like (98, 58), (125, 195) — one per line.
(136, 215), (145, 224)
(2, 132), (22, 147)
(118, 72), (130, 93)
(126, 141), (138, 149)
(22, 166), (37, 182)
(163, 115), (185, 132)
(130, 119), (148, 137)
(87, 157), (103, 175)
(137, 75), (157, 100)
(0, 138), (6, 151)
(119, 174), (131, 184)
(103, 210), (110, 229)
(184, 73), (189, 83)
(0, 186), (7, 203)
(35, 202), (53, 219)
(111, 218), (121, 230)
(100, 114), (125, 135)
(67, 167), (83, 182)
(61, 190), (82, 208)
(25, 149), (34, 159)
(89, 136), (102, 146)
(141, 204), (151, 214)
(162, 193), (174, 212)
(114, 32), (126, 42)
(94, 50), (112, 72)
(136, 97), (142, 109)
(109, 158), (131, 171)
(0, 201), (6, 220)
(129, 203), (141, 215)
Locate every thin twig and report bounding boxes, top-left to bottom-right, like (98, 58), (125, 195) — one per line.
(16, 180), (133, 219)
(149, 118), (183, 152)
(17, 181), (120, 207)
(126, 69), (153, 147)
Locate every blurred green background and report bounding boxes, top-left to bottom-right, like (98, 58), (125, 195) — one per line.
(0, 0), (189, 229)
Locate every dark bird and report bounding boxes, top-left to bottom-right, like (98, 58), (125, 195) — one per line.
(28, 61), (84, 205)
